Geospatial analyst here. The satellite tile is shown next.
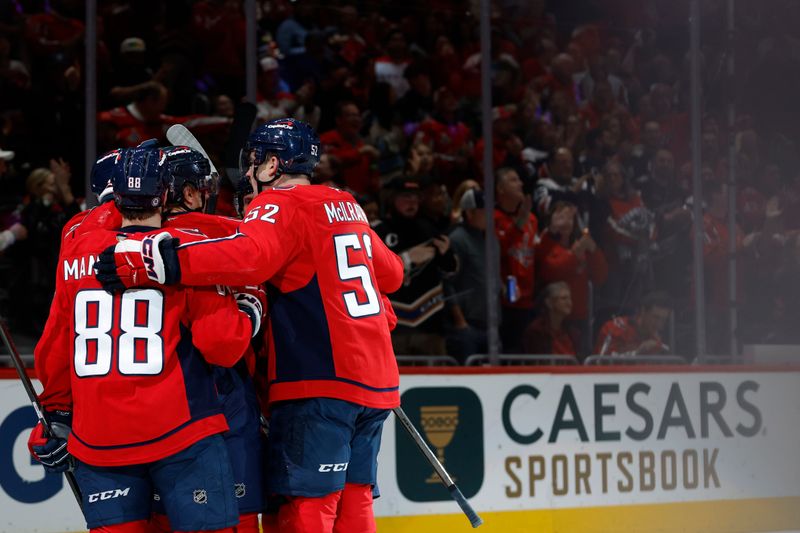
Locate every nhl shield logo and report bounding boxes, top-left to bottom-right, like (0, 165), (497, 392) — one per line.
(193, 489), (208, 504)
(235, 483), (246, 498)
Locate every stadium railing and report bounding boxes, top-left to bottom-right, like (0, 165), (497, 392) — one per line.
(464, 354), (579, 366)
(395, 355), (460, 367)
(583, 354), (689, 366)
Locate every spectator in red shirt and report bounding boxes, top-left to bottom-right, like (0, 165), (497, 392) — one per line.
(599, 159), (655, 313)
(595, 292), (671, 356)
(536, 201), (608, 355)
(700, 180), (745, 353)
(97, 81), (229, 149)
(523, 281), (578, 357)
(320, 101), (380, 194)
(495, 167), (538, 353)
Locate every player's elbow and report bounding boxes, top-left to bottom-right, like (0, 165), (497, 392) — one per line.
(198, 326), (251, 367)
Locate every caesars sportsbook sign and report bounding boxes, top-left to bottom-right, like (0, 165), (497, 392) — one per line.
(373, 370), (800, 530)
(1, 369), (799, 532)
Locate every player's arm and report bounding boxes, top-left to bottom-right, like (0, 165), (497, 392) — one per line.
(368, 227), (404, 294)
(186, 286), (262, 367)
(95, 196), (298, 290)
(176, 212), (294, 286)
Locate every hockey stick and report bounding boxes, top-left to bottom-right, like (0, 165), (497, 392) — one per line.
(223, 102), (257, 181)
(393, 406), (483, 528)
(0, 321), (83, 511)
(166, 124), (221, 214)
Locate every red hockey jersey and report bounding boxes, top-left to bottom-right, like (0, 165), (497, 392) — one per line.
(60, 201), (122, 243)
(163, 210), (260, 376)
(174, 185), (404, 409)
(36, 225), (253, 466)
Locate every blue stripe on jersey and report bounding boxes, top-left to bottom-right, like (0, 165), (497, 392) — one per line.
(268, 375), (400, 393)
(176, 323), (224, 421)
(176, 232), (244, 249)
(268, 275), (336, 382)
(70, 415), (213, 450)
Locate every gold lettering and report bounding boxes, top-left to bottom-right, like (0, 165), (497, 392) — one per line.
(552, 455), (569, 496)
(529, 456), (545, 497)
(704, 448), (720, 488)
(639, 451), (656, 492)
(504, 456), (522, 498)
(575, 454), (591, 495)
(661, 450), (677, 490)
(596, 452), (612, 494)
(617, 452), (633, 492)
(683, 449), (699, 489)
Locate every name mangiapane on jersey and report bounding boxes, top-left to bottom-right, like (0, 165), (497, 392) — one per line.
(64, 254), (99, 281)
(324, 201), (369, 225)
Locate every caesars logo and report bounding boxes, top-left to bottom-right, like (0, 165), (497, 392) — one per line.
(502, 380), (763, 499)
(396, 387), (484, 502)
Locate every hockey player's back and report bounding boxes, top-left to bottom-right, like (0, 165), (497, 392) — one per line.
(38, 225), (253, 466)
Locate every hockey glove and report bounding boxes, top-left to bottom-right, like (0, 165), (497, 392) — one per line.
(94, 232), (181, 292)
(234, 286), (266, 337)
(28, 410), (73, 473)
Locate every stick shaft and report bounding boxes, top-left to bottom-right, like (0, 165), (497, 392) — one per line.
(0, 322), (84, 511)
(393, 407), (483, 528)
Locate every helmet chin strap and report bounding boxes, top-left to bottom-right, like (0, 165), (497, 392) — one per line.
(253, 162), (283, 192)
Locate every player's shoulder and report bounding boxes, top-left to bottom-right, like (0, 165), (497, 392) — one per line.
(159, 226), (209, 243)
(164, 211), (239, 238)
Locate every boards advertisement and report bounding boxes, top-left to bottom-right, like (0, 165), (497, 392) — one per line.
(2, 367), (799, 532)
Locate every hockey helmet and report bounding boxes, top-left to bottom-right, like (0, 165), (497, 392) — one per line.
(239, 118), (321, 187)
(163, 145), (217, 206)
(90, 148), (126, 203)
(113, 146), (170, 211)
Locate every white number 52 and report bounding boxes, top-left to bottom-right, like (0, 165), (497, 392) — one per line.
(244, 204), (280, 224)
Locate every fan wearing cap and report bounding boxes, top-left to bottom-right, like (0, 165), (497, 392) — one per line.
(107, 37), (154, 103)
(443, 188), (499, 361)
(256, 56), (297, 123)
(374, 176), (458, 355)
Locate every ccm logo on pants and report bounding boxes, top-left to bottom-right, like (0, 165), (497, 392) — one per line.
(88, 488), (130, 503)
(318, 463), (349, 473)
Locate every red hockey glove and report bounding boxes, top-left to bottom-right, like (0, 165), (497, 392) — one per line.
(94, 232), (181, 292)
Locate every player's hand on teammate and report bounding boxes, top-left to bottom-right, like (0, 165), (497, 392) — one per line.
(94, 232), (181, 292)
(234, 285), (267, 336)
(28, 410), (74, 473)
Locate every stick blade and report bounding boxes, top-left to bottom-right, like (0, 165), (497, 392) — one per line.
(166, 123), (216, 174)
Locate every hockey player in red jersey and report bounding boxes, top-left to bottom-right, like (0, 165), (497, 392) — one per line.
(95, 118), (405, 533)
(148, 145), (266, 533)
(60, 148), (125, 243)
(30, 146), (263, 533)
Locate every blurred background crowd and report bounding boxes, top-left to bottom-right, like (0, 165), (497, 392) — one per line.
(2, 0), (800, 362)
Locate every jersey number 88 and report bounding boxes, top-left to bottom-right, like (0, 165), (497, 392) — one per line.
(74, 289), (165, 377)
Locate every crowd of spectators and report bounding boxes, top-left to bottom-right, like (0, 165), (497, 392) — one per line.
(3, 0), (800, 361)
